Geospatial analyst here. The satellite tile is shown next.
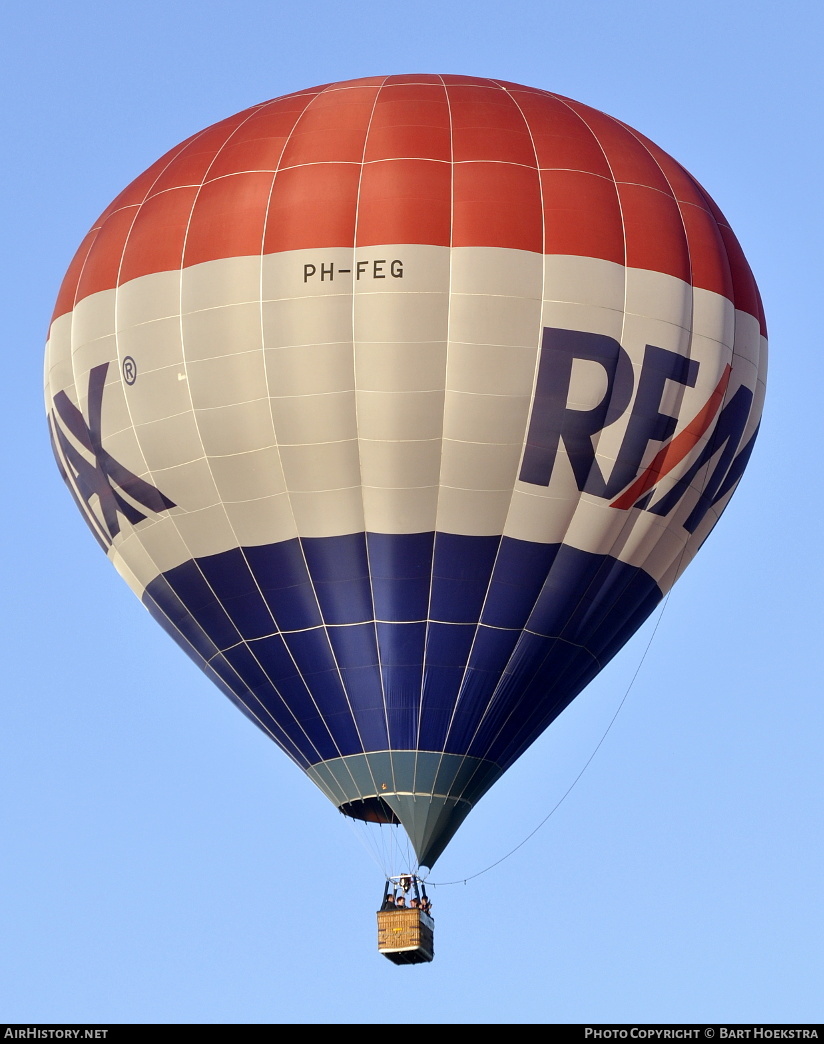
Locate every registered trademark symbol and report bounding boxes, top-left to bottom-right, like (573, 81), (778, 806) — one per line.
(122, 356), (137, 385)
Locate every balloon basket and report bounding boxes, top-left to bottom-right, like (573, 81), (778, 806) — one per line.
(377, 908), (434, 965)
(377, 875), (434, 964)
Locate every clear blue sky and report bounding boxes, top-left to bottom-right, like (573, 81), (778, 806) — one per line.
(3, 0), (822, 1024)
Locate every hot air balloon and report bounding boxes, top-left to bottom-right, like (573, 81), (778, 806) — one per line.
(45, 75), (766, 895)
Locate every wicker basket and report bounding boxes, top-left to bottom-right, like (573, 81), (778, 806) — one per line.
(377, 908), (434, 965)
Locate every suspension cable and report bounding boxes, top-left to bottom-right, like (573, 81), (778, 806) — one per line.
(425, 581), (676, 887)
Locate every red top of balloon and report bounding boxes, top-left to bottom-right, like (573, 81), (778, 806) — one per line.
(52, 73), (764, 334)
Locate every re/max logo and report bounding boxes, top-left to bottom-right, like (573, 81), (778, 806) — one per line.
(520, 328), (759, 534)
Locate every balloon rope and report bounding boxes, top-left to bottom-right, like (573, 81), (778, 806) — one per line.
(425, 578), (676, 888)
(342, 815), (386, 873)
(343, 814), (418, 880)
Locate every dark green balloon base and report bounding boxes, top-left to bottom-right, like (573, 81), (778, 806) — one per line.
(306, 751), (503, 868)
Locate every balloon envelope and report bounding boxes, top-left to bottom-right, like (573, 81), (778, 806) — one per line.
(45, 75), (766, 867)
